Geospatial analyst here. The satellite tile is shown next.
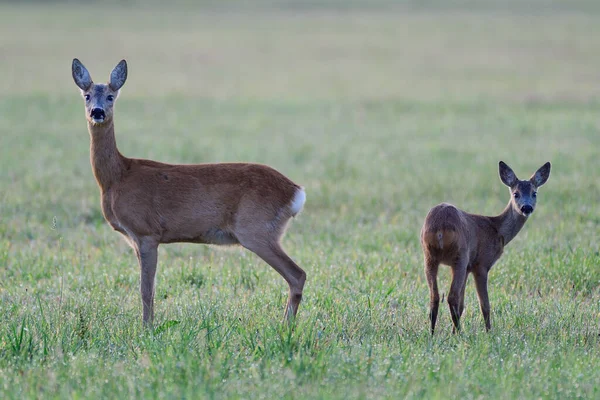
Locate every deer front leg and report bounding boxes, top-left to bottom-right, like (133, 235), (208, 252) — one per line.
(473, 271), (491, 331)
(134, 238), (159, 326)
(448, 255), (468, 333)
(424, 257), (440, 335)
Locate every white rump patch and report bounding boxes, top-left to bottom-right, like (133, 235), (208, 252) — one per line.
(289, 188), (306, 216)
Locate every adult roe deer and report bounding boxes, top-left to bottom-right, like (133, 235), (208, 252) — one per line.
(71, 59), (307, 325)
(421, 161), (551, 334)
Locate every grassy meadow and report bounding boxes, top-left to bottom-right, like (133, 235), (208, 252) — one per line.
(1, 1), (599, 398)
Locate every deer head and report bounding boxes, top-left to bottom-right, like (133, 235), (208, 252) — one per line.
(72, 58), (127, 125)
(499, 161), (551, 218)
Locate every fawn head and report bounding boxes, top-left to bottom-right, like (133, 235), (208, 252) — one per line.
(72, 59), (127, 125)
(499, 161), (551, 217)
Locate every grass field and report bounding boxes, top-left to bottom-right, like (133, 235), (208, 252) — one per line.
(1, 1), (599, 398)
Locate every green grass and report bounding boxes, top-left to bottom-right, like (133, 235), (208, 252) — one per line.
(1, 1), (599, 398)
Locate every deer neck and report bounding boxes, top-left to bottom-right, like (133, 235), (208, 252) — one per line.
(88, 121), (127, 192)
(491, 202), (528, 247)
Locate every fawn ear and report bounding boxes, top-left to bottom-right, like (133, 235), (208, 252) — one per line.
(499, 161), (518, 187)
(530, 162), (551, 187)
(72, 58), (93, 91)
(109, 60), (127, 91)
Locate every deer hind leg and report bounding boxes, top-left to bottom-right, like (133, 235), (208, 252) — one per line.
(474, 271), (491, 331)
(133, 237), (159, 326)
(238, 233), (306, 323)
(424, 256), (440, 335)
(448, 254), (468, 334)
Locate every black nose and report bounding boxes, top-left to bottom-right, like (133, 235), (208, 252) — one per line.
(521, 205), (533, 215)
(90, 108), (105, 119)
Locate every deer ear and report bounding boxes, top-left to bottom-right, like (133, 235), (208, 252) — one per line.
(530, 162), (551, 187)
(72, 58), (93, 91)
(109, 60), (127, 91)
(499, 161), (518, 187)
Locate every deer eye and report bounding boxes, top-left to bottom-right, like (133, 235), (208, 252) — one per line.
(532, 192), (537, 198)
(84, 94), (90, 102)
(106, 95), (114, 102)
(513, 192), (520, 199)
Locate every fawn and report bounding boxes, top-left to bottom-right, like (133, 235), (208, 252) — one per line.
(421, 161), (551, 334)
(71, 59), (307, 325)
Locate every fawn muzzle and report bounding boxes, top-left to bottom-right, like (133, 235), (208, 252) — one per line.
(520, 204), (533, 216)
(90, 108), (106, 122)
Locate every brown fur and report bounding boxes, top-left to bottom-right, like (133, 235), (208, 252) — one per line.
(73, 59), (306, 325)
(421, 161), (551, 334)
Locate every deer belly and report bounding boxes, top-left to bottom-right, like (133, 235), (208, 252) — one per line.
(162, 227), (239, 245)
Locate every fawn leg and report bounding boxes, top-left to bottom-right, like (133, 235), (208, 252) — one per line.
(424, 257), (440, 335)
(474, 271), (491, 331)
(448, 255), (468, 333)
(458, 275), (468, 318)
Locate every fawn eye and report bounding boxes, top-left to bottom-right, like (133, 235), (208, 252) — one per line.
(532, 192), (537, 198)
(107, 95), (114, 102)
(513, 192), (520, 199)
(84, 94), (90, 101)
